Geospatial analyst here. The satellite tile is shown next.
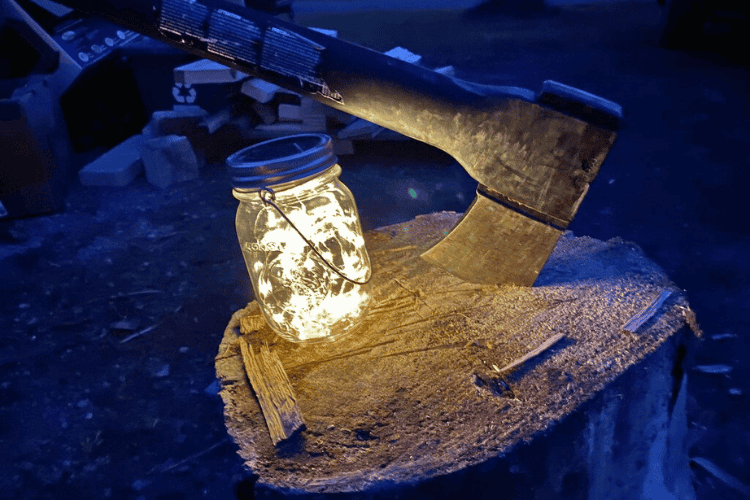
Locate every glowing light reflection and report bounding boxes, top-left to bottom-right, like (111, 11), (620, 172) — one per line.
(236, 169), (371, 342)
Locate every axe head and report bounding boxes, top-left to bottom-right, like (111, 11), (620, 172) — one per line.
(421, 189), (563, 286)
(422, 81), (621, 286)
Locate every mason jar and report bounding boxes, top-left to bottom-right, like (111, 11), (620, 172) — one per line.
(228, 134), (372, 343)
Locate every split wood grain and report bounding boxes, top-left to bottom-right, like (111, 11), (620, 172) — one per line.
(238, 336), (306, 446)
(498, 332), (566, 374)
(622, 290), (673, 333)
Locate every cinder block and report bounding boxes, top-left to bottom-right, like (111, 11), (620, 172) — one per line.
(141, 135), (202, 189)
(241, 78), (281, 104)
(79, 135), (144, 187)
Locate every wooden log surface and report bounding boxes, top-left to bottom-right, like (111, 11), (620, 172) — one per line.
(215, 212), (696, 497)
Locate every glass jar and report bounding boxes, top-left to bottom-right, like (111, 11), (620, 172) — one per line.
(228, 134), (372, 343)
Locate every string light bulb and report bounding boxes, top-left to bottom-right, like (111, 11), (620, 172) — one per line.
(228, 134), (372, 343)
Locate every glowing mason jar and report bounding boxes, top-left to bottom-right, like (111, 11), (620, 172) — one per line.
(228, 134), (372, 343)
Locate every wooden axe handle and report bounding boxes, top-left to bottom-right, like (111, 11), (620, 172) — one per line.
(52, 0), (619, 226)
(47, 0), (623, 285)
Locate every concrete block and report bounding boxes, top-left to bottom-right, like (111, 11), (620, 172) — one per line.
(141, 135), (202, 189)
(241, 78), (281, 104)
(79, 135), (144, 187)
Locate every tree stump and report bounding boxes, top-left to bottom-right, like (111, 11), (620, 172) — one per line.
(215, 212), (699, 499)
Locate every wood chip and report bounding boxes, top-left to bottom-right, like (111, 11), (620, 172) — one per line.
(622, 289), (672, 333)
(119, 324), (158, 344)
(711, 333), (736, 341)
(240, 313), (265, 334)
(680, 305), (703, 337)
(239, 336), (305, 446)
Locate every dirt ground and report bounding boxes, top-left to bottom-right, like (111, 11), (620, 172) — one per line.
(1, 1), (748, 499)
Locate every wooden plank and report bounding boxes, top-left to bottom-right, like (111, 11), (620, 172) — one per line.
(239, 336), (305, 446)
(173, 58), (247, 86)
(78, 134), (144, 187)
(241, 78), (281, 104)
(337, 118), (383, 139)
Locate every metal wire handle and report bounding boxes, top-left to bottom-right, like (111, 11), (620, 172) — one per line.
(259, 187), (372, 286)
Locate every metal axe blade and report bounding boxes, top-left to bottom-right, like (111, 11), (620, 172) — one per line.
(424, 84), (620, 285)
(421, 188), (564, 286)
(47, 0), (621, 285)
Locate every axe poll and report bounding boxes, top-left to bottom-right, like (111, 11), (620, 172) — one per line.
(50, 0), (622, 286)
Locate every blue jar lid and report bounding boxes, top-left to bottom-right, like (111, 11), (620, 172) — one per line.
(227, 134), (338, 189)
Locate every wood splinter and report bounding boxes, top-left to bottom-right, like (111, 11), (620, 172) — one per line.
(622, 290), (673, 333)
(239, 336), (306, 446)
(497, 333), (567, 374)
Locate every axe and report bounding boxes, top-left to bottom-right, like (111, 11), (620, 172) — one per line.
(49, 0), (622, 286)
